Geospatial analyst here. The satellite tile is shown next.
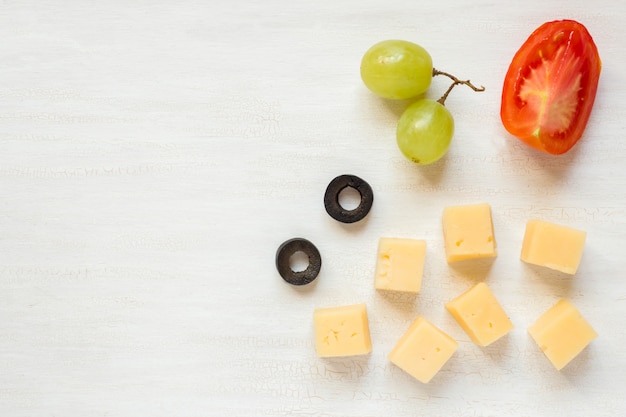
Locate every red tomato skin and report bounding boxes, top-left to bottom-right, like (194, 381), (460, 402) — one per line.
(500, 20), (602, 155)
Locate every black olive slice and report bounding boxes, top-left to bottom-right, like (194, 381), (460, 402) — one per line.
(324, 174), (374, 223)
(275, 238), (322, 285)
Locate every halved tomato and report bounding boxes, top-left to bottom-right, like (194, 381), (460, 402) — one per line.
(500, 20), (601, 155)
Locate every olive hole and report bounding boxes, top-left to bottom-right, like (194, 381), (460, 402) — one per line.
(338, 186), (361, 211)
(289, 251), (309, 272)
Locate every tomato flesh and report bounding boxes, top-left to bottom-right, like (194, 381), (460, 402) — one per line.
(500, 20), (601, 155)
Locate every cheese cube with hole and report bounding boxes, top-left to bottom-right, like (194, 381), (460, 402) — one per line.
(313, 303), (372, 357)
(388, 316), (457, 383)
(528, 299), (597, 370)
(521, 219), (586, 274)
(374, 237), (426, 293)
(442, 203), (496, 262)
(446, 282), (514, 346)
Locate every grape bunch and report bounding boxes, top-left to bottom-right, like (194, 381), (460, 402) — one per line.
(360, 40), (484, 165)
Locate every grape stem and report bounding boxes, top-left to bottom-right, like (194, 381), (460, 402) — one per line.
(432, 68), (485, 105)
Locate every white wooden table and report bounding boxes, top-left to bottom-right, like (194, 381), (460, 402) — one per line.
(1, 1), (624, 415)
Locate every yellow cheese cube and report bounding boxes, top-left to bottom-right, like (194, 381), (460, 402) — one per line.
(521, 219), (586, 274)
(528, 299), (597, 370)
(374, 237), (426, 293)
(442, 203), (497, 262)
(313, 303), (372, 358)
(388, 316), (458, 383)
(445, 282), (514, 346)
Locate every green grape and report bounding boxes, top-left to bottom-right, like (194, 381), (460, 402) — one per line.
(360, 40), (433, 100)
(396, 99), (454, 165)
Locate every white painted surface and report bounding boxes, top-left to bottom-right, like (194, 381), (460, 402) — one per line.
(0, 1), (625, 416)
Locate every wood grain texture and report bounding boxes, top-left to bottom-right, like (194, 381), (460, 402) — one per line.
(0, 0), (625, 416)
